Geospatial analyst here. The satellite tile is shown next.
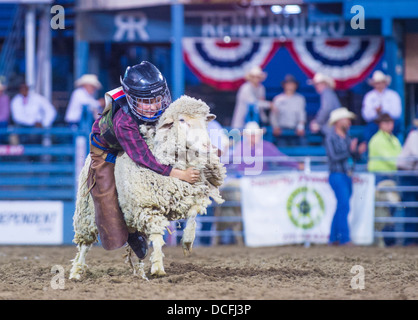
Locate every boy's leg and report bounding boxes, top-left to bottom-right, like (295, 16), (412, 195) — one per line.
(88, 150), (129, 250)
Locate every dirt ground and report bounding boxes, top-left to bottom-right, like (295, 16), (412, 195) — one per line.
(0, 244), (417, 300)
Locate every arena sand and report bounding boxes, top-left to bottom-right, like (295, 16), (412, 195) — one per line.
(0, 244), (417, 300)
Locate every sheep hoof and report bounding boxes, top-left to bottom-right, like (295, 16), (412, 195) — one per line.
(182, 242), (193, 256)
(69, 266), (85, 281)
(68, 264), (88, 280)
(133, 262), (149, 281)
(150, 267), (167, 277)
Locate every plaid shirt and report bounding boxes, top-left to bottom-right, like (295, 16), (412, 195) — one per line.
(92, 108), (172, 176)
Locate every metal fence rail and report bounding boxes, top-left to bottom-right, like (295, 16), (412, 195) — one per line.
(189, 158), (418, 246)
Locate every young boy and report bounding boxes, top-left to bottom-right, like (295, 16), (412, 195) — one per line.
(86, 61), (199, 259)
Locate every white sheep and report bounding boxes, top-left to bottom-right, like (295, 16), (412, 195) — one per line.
(69, 95), (226, 280)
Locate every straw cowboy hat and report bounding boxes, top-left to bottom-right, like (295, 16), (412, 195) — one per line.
(75, 74), (102, 89)
(243, 121), (266, 135)
(328, 107), (356, 126)
(245, 66), (267, 81)
(367, 70), (391, 86)
(307, 72), (336, 89)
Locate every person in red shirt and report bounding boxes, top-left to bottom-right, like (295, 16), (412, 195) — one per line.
(86, 61), (199, 259)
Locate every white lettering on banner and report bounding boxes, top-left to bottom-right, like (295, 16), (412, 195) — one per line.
(0, 201), (63, 245)
(0, 145), (24, 156)
(114, 12), (149, 42)
(240, 172), (375, 247)
(190, 11), (345, 38)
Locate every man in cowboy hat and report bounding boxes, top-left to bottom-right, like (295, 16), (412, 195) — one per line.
(361, 70), (402, 142)
(65, 74), (105, 127)
(308, 72), (341, 135)
(270, 74), (307, 146)
(231, 121), (301, 175)
(325, 107), (367, 246)
(231, 65), (271, 129)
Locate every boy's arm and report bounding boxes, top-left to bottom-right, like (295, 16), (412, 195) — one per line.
(114, 111), (172, 176)
(113, 111), (200, 184)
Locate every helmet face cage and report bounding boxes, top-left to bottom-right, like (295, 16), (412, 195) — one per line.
(125, 86), (171, 122)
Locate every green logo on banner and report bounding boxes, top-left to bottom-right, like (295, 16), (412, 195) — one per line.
(286, 187), (325, 229)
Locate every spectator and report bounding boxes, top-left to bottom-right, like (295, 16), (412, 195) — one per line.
(65, 74), (105, 127)
(324, 107), (367, 246)
(362, 70), (402, 142)
(230, 121), (301, 175)
(270, 74), (307, 146)
(397, 116), (418, 246)
(308, 73), (341, 135)
(231, 66), (271, 129)
(367, 113), (402, 179)
(0, 82), (10, 144)
(10, 83), (57, 144)
(0, 82), (10, 128)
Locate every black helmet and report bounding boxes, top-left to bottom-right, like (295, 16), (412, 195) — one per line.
(120, 61), (171, 122)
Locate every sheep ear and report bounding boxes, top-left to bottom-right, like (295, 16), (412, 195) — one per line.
(207, 114), (216, 122)
(159, 117), (174, 130)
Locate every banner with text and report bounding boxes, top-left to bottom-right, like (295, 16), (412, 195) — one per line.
(240, 172), (375, 247)
(0, 201), (64, 245)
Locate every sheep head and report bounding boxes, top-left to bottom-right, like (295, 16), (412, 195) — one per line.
(152, 95), (217, 169)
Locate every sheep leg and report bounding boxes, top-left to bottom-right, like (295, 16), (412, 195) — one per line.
(124, 245), (148, 281)
(182, 209), (198, 256)
(149, 233), (166, 277)
(69, 243), (91, 280)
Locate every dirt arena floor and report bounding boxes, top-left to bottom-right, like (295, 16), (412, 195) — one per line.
(0, 244), (417, 300)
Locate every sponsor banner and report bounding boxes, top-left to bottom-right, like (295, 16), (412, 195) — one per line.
(240, 172), (375, 247)
(0, 201), (64, 245)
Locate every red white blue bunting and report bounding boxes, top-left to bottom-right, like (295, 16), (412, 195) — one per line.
(183, 38), (280, 90)
(183, 37), (384, 91)
(285, 37), (384, 89)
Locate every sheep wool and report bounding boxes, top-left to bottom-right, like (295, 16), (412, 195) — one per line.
(70, 95), (226, 280)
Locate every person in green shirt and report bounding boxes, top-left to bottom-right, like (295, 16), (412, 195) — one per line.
(367, 113), (402, 176)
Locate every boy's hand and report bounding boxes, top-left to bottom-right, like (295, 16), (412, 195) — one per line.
(170, 168), (200, 184)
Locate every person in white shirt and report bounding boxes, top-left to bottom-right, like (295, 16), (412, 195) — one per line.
(65, 74), (104, 127)
(361, 70), (402, 141)
(11, 83), (56, 128)
(231, 66), (271, 129)
(10, 83), (57, 144)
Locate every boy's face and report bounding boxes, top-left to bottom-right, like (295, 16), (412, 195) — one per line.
(136, 96), (162, 118)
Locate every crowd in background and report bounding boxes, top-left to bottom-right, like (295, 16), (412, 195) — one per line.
(0, 65), (417, 247)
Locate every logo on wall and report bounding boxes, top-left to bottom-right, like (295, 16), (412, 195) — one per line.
(286, 187), (325, 229)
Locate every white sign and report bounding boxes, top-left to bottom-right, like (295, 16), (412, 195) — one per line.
(240, 172), (375, 247)
(186, 11), (345, 38)
(0, 201), (63, 244)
